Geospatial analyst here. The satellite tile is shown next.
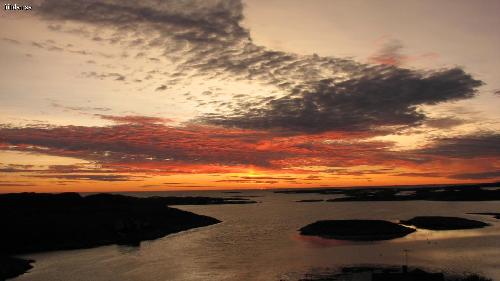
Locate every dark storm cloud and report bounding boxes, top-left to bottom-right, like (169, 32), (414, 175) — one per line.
(37, 0), (247, 45)
(201, 67), (481, 132)
(415, 133), (500, 158)
(36, 0), (483, 133)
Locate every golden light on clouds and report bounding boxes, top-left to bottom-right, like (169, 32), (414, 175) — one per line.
(0, 0), (499, 192)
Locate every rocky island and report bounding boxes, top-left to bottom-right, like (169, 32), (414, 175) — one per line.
(400, 216), (489, 230)
(277, 182), (500, 202)
(0, 192), (240, 280)
(0, 256), (34, 281)
(296, 199), (324, 202)
(299, 220), (416, 241)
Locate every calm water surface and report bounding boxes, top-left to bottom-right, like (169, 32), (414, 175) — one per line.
(14, 190), (500, 281)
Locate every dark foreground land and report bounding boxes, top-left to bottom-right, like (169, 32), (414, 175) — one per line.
(400, 216), (490, 230)
(300, 265), (492, 281)
(0, 192), (247, 280)
(0, 257), (33, 281)
(299, 220), (416, 241)
(276, 182), (500, 202)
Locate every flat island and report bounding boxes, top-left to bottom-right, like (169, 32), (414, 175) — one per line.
(296, 199), (324, 203)
(400, 216), (489, 230)
(0, 256), (34, 281)
(277, 182), (500, 202)
(0, 192), (248, 279)
(299, 220), (416, 241)
(147, 196), (257, 205)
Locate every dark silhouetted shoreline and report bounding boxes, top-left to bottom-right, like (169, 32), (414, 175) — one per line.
(276, 182), (500, 202)
(299, 265), (492, 281)
(0, 192), (244, 279)
(0, 256), (34, 281)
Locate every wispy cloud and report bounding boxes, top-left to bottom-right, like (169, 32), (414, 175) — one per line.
(1, 115), (498, 182)
(0, 0), (496, 187)
(35, 0), (483, 134)
(31, 174), (143, 182)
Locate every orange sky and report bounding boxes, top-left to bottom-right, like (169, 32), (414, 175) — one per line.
(0, 0), (499, 192)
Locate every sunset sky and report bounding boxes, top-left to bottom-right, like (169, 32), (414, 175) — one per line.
(1, 0), (499, 192)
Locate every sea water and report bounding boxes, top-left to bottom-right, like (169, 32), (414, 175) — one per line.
(13, 190), (500, 281)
